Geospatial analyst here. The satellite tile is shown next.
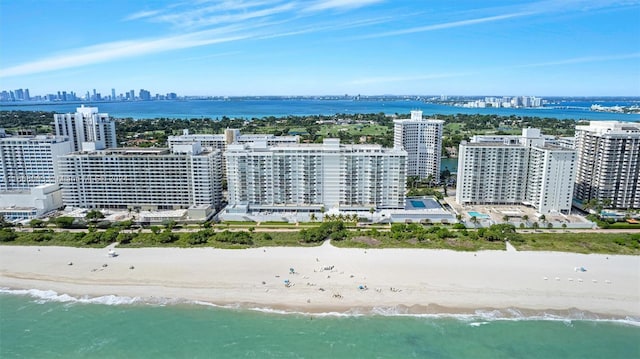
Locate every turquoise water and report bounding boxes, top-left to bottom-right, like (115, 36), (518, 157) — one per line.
(468, 211), (490, 219)
(440, 157), (458, 173)
(2, 99), (639, 121)
(410, 200), (426, 208)
(1, 292), (638, 358)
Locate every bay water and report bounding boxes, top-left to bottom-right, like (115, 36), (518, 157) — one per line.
(1, 291), (638, 358)
(1, 98), (639, 121)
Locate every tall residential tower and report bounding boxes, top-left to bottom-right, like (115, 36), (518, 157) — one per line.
(54, 105), (117, 151)
(574, 121), (640, 209)
(393, 110), (444, 180)
(224, 139), (407, 212)
(456, 129), (576, 214)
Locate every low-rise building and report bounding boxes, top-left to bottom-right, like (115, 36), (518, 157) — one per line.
(0, 184), (63, 221)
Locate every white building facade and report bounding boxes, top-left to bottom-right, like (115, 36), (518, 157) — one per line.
(456, 129), (576, 214)
(393, 110), (444, 180)
(168, 129), (299, 153)
(54, 105), (117, 151)
(574, 121), (640, 209)
(0, 184), (63, 221)
(225, 139), (407, 212)
(0, 135), (72, 191)
(58, 145), (223, 211)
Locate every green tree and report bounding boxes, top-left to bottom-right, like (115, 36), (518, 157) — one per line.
(30, 219), (45, 228)
(539, 214), (546, 225)
(53, 216), (75, 228)
(163, 220), (177, 231)
(0, 228), (17, 242)
(85, 210), (105, 223)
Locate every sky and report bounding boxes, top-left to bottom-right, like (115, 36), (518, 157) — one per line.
(1, 0), (639, 96)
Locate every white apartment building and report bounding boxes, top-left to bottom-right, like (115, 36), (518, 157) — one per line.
(225, 139), (407, 212)
(456, 129), (576, 214)
(0, 135), (72, 190)
(168, 129), (299, 152)
(574, 121), (640, 209)
(58, 143), (223, 212)
(393, 110), (444, 180)
(54, 105), (117, 151)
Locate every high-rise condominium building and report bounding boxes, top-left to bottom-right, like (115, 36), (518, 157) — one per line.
(456, 129), (576, 214)
(393, 110), (444, 180)
(0, 135), (72, 190)
(58, 143), (223, 211)
(168, 129), (299, 152)
(225, 139), (407, 212)
(54, 105), (117, 151)
(574, 121), (640, 209)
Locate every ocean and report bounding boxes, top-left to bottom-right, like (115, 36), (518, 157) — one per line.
(1, 290), (638, 358)
(1, 98), (640, 121)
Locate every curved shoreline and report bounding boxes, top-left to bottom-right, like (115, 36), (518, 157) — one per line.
(1, 243), (638, 319)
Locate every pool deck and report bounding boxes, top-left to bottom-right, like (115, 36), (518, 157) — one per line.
(443, 196), (595, 229)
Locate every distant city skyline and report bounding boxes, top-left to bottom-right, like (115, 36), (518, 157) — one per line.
(1, 1), (639, 96)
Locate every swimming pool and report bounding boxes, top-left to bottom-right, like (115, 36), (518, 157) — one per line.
(410, 200), (426, 208)
(468, 211), (490, 219)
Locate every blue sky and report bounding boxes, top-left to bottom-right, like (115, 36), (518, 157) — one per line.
(1, 0), (639, 96)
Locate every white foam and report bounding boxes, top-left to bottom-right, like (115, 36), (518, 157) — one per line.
(0, 287), (161, 306)
(1, 288), (638, 326)
(469, 321), (489, 327)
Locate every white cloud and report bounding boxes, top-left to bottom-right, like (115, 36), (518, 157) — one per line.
(305, 0), (383, 12)
(123, 10), (163, 21)
(0, 30), (252, 78)
(359, 11), (533, 39)
(513, 53), (640, 68)
(153, 2), (296, 29)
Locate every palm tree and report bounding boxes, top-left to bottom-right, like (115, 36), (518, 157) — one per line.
(522, 215), (529, 225)
(502, 215), (509, 223)
(369, 207), (375, 222)
(532, 222), (539, 230)
(456, 214), (462, 223)
(539, 214), (546, 226)
(470, 216), (479, 228)
(310, 213), (317, 222)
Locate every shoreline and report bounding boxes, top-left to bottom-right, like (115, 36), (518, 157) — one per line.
(1, 242), (638, 320)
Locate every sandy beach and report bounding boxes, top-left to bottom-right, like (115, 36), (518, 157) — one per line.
(1, 241), (638, 318)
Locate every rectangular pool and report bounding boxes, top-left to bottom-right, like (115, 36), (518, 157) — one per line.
(468, 211), (490, 219)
